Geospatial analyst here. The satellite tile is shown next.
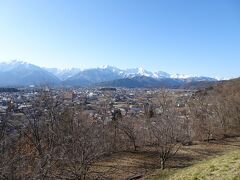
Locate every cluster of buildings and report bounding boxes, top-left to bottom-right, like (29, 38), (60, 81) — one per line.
(0, 87), (193, 123)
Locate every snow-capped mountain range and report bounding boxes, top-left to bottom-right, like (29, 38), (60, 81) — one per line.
(0, 60), (218, 87)
(49, 65), (209, 80)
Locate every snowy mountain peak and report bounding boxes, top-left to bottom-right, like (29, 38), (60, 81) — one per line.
(1, 60), (30, 66)
(124, 67), (152, 78)
(100, 65), (111, 69)
(0, 60), (36, 72)
(170, 73), (190, 79)
(0, 60), (60, 86)
(137, 67), (145, 73)
(97, 65), (123, 74)
(137, 67), (152, 77)
(11, 60), (27, 64)
(44, 67), (81, 81)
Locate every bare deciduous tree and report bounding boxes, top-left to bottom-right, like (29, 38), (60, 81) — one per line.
(119, 117), (140, 151)
(147, 91), (186, 169)
(189, 93), (222, 142)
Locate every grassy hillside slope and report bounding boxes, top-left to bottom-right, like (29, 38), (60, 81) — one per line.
(150, 149), (240, 180)
(169, 150), (240, 180)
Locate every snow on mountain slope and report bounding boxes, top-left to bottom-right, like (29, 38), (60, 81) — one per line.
(0, 61), (218, 87)
(45, 68), (81, 80)
(0, 60), (60, 86)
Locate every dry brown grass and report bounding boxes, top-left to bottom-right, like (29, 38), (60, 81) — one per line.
(92, 137), (240, 179)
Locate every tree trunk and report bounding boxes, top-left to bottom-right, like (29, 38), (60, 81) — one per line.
(160, 158), (165, 170)
(133, 140), (137, 151)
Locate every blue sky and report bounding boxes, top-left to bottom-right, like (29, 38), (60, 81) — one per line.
(0, 0), (239, 78)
